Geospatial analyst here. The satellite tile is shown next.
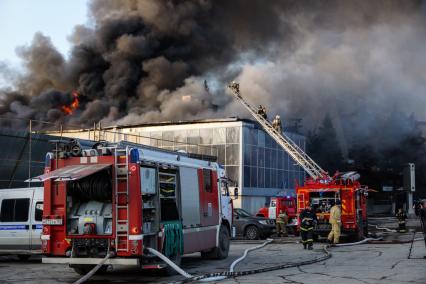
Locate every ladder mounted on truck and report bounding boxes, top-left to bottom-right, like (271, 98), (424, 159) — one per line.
(227, 82), (328, 181)
(114, 146), (130, 252)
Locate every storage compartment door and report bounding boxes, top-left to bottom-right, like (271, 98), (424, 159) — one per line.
(180, 167), (200, 228)
(198, 169), (219, 227)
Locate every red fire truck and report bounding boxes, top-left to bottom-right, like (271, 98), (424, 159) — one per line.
(228, 82), (369, 241)
(256, 196), (298, 233)
(29, 140), (233, 275)
(296, 172), (368, 241)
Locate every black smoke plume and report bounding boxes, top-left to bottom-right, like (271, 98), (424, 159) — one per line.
(0, 0), (425, 151)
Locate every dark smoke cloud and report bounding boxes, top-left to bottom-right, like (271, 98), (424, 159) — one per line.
(0, 0), (425, 150)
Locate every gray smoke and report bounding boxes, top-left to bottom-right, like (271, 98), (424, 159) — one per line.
(0, 0), (425, 150)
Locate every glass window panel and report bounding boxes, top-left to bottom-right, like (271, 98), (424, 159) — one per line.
(277, 170), (284, 189)
(258, 147), (265, 168)
(187, 145), (198, 154)
(187, 129), (200, 145)
(250, 167), (257, 187)
(258, 168), (265, 188)
(250, 129), (258, 146)
(251, 146), (258, 167)
(258, 130), (265, 147)
(226, 127), (240, 143)
(35, 202), (43, 221)
(174, 129), (187, 143)
(162, 131), (174, 147)
(0, 199), (14, 222)
(213, 128), (226, 144)
(150, 132), (162, 147)
(14, 199), (30, 222)
(289, 171), (295, 189)
(200, 128), (213, 144)
(265, 148), (271, 169)
(217, 145), (225, 165)
(244, 166), (251, 187)
(244, 145), (251, 166)
(199, 145), (212, 156)
(225, 144), (240, 165)
(226, 166), (239, 185)
(265, 168), (271, 188)
(265, 134), (273, 148)
(243, 127), (251, 145)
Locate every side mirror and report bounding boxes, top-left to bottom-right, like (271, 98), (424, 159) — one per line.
(234, 187), (239, 199)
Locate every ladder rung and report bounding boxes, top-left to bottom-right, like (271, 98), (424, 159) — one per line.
(117, 206), (128, 209)
(117, 220), (128, 223)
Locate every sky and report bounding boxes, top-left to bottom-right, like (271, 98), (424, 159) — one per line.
(0, 0), (88, 69)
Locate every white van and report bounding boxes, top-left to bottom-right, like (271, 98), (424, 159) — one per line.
(0, 187), (43, 260)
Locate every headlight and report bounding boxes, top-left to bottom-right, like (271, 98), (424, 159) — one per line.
(258, 220), (269, 225)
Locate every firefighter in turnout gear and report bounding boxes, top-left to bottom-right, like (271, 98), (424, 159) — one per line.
(272, 115), (282, 132)
(328, 200), (342, 245)
(276, 209), (289, 237)
(257, 105), (267, 119)
(396, 208), (407, 233)
(300, 203), (317, 250)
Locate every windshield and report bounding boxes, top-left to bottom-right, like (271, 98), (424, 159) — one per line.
(234, 208), (252, 217)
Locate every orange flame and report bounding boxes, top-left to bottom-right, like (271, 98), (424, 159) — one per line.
(61, 91), (80, 115)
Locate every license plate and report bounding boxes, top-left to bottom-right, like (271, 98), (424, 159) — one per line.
(42, 219), (63, 225)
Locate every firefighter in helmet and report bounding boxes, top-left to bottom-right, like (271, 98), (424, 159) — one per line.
(396, 208), (407, 233)
(272, 115), (282, 132)
(276, 209), (289, 237)
(300, 203), (317, 250)
(328, 199), (342, 245)
(257, 105), (267, 119)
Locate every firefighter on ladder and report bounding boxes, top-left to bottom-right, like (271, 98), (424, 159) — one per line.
(396, 208), (407, 233)
(276, 209), (289, 237)
(272, 115), (282, 132)
(328, 200), (342, 245)
(300, 203), (317, 250)
(257, 105), (267, 119)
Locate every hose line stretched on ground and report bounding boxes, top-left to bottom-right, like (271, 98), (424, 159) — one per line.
(73, 252), (115, 284)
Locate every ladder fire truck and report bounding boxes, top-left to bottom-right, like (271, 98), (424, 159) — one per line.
(228, 82), (368, 240)
(29, 140), (233, 275)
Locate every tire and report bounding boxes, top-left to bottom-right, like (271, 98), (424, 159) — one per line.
(17, 255), (31, 261)
(201, 224), (230, 259)
(164, 253), (182, 276)
(245, 225), (260, 240)
(363, 219), (368, 237)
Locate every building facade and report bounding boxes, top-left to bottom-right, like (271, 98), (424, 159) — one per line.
(53, 118), (306, 213)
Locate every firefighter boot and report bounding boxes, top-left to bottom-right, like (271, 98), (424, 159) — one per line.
(303, 243), (307, 249)
(308, 244), (313, 250)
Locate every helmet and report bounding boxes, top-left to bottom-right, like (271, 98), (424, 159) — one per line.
(336, 200), (341, 205)
(276, 115), (280, 119)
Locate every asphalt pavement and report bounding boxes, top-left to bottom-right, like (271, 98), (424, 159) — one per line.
(0, 217), (424, 283)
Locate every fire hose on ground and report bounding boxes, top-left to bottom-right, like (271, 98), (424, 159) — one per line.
(72, 251), (115, 284)
(73, 230), (425, 283)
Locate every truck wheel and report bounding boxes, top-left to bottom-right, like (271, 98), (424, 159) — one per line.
(363, 219), (368, 237)
(245, 225), (260, 240)
(164, 253), (182, 276)
(201, 224), (230, 259)
(17, 255), (31, 261)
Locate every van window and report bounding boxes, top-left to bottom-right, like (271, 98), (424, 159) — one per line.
(203, 169), (212, 192)
(0, 199), (30, 222)
(35, 202), (43, 221)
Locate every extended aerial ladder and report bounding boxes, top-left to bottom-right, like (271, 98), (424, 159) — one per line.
(227, 82), (328, 181)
